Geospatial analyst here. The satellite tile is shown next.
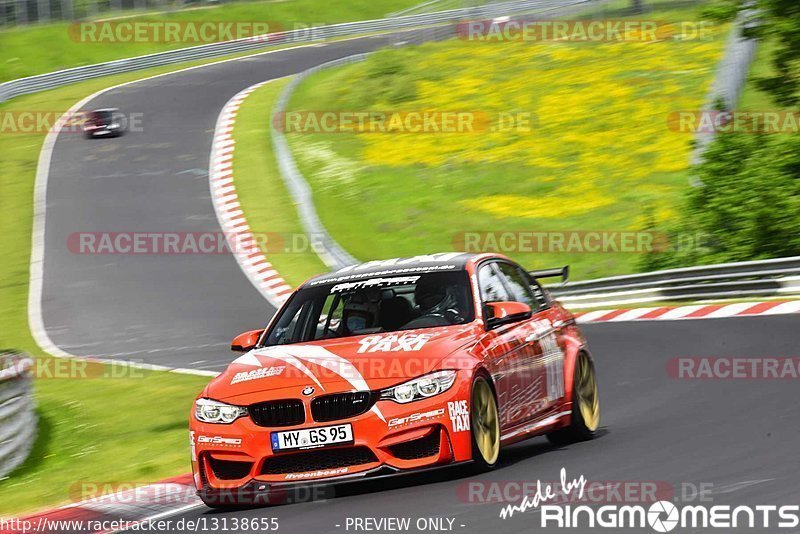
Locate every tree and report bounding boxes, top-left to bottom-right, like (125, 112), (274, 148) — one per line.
(640, 133), (800, 270)
(751, 0), (800, 107)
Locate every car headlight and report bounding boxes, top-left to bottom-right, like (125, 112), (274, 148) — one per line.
(379, 370), (457, 404)
(194, 398), (247, 424)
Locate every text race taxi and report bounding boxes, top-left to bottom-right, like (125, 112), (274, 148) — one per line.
(190, 253), (600, 508)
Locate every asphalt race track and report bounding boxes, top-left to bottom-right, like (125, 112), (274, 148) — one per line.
(160, 315), (800, 533)
(39, 31), (431, 372)
(38, 24), (800, 534)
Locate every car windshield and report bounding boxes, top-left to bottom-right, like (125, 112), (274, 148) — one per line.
(89, 110), (113, 123)
(264, 271), (475, 346)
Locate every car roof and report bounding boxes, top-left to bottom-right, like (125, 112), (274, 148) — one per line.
(303, 252), (486, 287)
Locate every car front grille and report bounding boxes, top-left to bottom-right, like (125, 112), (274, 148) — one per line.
(260, 446), (378, 475)
(311, 391), (377, 422)
(208, 457), (253, 480)
(249, 399), (305, 427)
(387, 428), (441, 460)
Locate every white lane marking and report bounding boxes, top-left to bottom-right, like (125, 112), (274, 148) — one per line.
(713, 479), (774, 495)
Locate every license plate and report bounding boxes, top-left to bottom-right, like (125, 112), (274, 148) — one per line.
(271, 424), (353, 451)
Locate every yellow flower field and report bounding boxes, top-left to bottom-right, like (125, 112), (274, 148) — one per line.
(286, 12), (729, 278)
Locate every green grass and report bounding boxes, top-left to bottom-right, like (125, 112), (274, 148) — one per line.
(283, 1), (729, 280)
(231, 77), (329, 286)
(0, 364), (207, 515)
(0, 0), (421, 82)
(0, 54), (292, 515)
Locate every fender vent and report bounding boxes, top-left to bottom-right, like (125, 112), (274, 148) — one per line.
(208, 458), (253, 480)
(387, 428), (441, 460)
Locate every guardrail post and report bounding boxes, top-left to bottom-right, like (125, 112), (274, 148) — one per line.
(14, 0), (27, 24)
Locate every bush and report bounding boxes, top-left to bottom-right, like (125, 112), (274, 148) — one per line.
(640, 133), (800, 270)
(700, 0), (742, 23)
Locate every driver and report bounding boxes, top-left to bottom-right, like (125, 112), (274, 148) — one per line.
(414, 278), (465, 320)
(341, 291), (378, 333)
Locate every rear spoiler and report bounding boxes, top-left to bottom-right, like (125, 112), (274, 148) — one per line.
(528, 265), (569, 285)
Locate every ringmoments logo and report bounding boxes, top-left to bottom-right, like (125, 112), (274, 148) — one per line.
(499, 469), (800, 531)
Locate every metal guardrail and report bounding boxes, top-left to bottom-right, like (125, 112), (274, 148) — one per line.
(547, 257), (800, 308)
(0, 0), (595, 104)
(271, 55), (369, 270)
(0, 351), (37, 478)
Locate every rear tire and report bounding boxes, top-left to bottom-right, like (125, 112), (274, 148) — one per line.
(547, 352), (600, 445)
(470, 375), (500, 470)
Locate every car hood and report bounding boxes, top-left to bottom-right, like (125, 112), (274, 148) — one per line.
(206, 324), (480, 404)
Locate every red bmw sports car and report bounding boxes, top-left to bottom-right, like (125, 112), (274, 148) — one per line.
(190, 252), (600, 508)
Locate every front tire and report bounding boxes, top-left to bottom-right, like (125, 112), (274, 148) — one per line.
(547, 352), (600, 445)
(470, 375), (500, 470)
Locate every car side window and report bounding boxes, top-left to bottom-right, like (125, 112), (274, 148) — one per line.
(269, 300), (314, 344)
(315, 293), (343, 339)
(478, 263), (512, 303)
(496, 263), (537, 308)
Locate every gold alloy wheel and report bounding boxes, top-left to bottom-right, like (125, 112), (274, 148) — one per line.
(575, 354), (600, 432)
(472, 378), (500, 465)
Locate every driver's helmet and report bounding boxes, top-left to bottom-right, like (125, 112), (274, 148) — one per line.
(414, 278), (460, 316)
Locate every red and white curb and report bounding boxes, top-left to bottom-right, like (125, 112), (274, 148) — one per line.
(1, 474), (199, 534)
(209, 80), (293, 309)
(574, 299), (800, 323)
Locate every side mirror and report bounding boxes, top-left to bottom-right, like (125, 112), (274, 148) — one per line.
(231, 329), (263, 352)
(485, 301), (532, 329)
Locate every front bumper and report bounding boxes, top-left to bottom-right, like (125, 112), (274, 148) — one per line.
(196, 460), (473, 507)
(189, 378), (473, 494)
